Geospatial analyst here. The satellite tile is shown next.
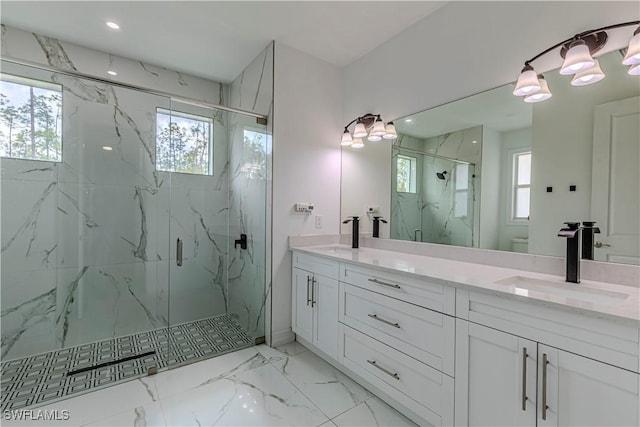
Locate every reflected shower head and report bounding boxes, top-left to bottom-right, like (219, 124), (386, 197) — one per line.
(436, 170), (447, 180)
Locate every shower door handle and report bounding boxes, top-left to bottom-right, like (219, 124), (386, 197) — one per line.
(176, 238), (183, 266)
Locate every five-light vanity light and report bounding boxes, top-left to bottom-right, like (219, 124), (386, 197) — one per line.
(513, 21), (640, 103)
(341, 113), (397, 148)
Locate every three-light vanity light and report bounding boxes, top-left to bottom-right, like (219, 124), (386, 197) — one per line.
(513, 21), (640, 103)
(341, 113), (397, 149)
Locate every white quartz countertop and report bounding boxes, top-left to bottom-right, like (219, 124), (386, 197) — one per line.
(291, 244), (640, 324)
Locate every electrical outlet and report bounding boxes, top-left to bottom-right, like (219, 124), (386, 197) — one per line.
(315, 215), (322, 229)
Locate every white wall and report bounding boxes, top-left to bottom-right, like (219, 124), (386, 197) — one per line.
(497, 127), (531, 251)
(343, 2), (638, 123)
(479, 127), (500, 249)
(271, 43), (342, 345)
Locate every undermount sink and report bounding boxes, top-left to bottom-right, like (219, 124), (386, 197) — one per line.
(311, 245), (358, 255)
(495, 276), (630, 305)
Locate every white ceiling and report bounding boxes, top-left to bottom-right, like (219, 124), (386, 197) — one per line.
(396, 84), (533, 139)
(0, 1), (447, 83)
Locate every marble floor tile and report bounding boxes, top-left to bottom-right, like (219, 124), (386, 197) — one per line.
(160, 363), (328, 426)
(81, 401), (166, 427)
(152, 346), (267, 400)
(274, 341), (309, 356)
(272, 349), (373, 419)
(331, 396), (418, 427)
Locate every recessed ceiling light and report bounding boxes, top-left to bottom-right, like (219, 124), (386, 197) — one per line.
(107, 70), (117, 76)
(102, 146), (113, 151)
(472, 140), (478, 144)
(106, 21), (120, 30)
(405, 118), (413, 123)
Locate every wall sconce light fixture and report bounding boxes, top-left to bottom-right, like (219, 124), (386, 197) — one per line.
(513, 20), (640, 103)
(341, 113), (397, 148)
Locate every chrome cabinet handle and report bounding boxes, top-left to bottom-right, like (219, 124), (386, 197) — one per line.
(368, 314), (400, 328)
(368, 278), (401, 289)
(311, 277), (317, 307)
(542, 353), (549, 420)
(176, 238), (183, 266)
(306, 276), (311, 306)
(367, 360), (400, 380)
(594, 241), (611, 248)
(522, 347), (528, 411)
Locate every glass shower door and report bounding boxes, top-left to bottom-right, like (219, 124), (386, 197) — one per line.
(166, 103), (268, 368)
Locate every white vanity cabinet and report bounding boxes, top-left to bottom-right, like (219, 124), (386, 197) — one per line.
(456, 290), (640, 427)
(291, 252), (339, 359)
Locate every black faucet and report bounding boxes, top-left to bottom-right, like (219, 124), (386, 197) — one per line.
(372, 216), (387, 238)
(557, 222), (581, 283)
(581, 221), (600, 260)
(342, 216), (360, 248)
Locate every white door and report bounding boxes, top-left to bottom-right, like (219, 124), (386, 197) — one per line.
(591, 96), (640, 264)
(538, 345), (639, 427)
(454, 321), (537, 427)
(292, 268), (313, 343)
(313, 274), (339, 359)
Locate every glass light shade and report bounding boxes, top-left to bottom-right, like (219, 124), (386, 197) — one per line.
(571, 60), (605, 86)
(353, 122), (368, 138)
(383, 122), (397, 139)
(513, 68), (541, 96)
(367, 129), (382, 142)
(629, 63), (640, 75)
(623, 31), (640, 65)
(351, 137), (364, 149)
(524, 77), (552, 103)
(341, 130), (353, 146)
(371, 118), (386, 136)
(560, 41), (595, 75)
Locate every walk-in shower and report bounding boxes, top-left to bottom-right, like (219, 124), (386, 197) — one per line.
(392, 148), (476, 247)
(0, 59), (268, 411)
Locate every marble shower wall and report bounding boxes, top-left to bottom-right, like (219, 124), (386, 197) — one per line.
(391, 127), (481, 247)
(1, 27), (233, 360)
(227, 43), (273, 338)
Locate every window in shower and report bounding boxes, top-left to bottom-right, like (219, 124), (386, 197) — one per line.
(397, 154), (417, 193)
(512, 151), (531, 220)
(156, 108), (213, 175)
(0, 74), (62, 162)
(454, 163), (470, 218)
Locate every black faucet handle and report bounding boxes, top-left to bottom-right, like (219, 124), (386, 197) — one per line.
(563, 221), (581, 229)
(373, 216), (388, 224)
(342, 216), (360, 224)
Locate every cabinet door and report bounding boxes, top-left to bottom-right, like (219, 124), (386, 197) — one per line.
(455, 320), (537, 427)
(538, 345), (639, 427)
(313, 274), (339, 359)
(292, 268), (313, 343)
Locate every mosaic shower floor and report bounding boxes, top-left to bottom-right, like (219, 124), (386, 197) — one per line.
(0, 314), (254, 412)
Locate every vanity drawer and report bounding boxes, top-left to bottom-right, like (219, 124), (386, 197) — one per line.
(340, 325), (454, 426)
(340, 283), (455, 375)
(293, 251), (339, 279)
(340, 263), (455, 315)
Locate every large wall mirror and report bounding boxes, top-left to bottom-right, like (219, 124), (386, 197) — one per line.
(341, 49), (639, 265)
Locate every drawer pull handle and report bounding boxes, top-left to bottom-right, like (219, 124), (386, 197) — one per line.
(306, 276), (311, 306)
(368, 278), (401, 289)
(368, 314), (400, 328)
(367, 359), (400, 380)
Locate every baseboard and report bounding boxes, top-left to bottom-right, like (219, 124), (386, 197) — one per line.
(271, 328), (295, 347)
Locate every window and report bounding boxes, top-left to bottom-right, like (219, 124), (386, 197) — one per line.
(454, 163), (470, 218)
(397, 155), (417, 193)
(0, 74), (62, 162)
(156, 108), (213, 175)
(241, 129), (267, 179)
(512, 152), (531, 220)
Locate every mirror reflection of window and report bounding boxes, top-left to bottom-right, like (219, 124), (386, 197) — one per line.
(397, 154), (417, 193)
(454, 163), (469, 218)
(513, 152), (531, 220)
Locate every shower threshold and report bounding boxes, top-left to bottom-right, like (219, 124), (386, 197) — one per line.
(0, 314), (253, 412)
